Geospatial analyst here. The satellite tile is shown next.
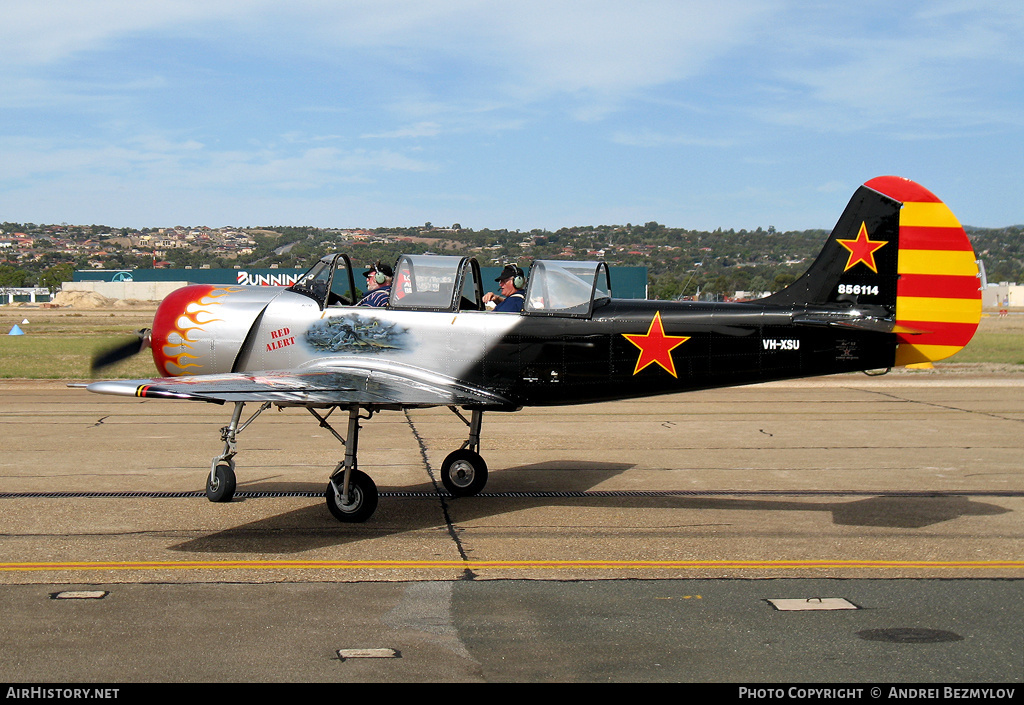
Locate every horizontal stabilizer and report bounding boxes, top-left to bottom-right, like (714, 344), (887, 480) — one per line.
(792, 314), (900, 335)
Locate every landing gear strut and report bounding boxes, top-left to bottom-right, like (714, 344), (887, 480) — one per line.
(204, 403), (490, 522)
(316, 406), (379, 523)
(206, 401), (270, 502)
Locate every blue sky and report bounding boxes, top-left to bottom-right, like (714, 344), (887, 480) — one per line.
(1, 1), (1021, 232)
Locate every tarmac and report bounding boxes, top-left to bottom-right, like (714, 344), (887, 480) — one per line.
(1, 370), (1022, 682)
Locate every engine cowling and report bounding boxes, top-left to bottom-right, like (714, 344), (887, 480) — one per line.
(151, 284), (281, 377)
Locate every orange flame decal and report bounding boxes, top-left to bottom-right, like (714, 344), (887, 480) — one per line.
(151, 285), (243, 376)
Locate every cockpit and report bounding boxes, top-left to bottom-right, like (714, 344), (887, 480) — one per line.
(288, 253), (612, 318)
(389, 255), (484, 311)
(523, 260), (611, 318)
(287, 253), (358, 307)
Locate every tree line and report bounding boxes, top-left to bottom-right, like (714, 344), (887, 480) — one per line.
(2, 220), (1022, 297)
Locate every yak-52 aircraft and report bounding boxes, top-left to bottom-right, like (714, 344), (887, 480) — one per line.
(85, 176), (982, 522)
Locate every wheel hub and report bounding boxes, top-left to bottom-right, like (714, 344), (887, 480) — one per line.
(451, 460), (475, 487)
(338, 484), (363, 511)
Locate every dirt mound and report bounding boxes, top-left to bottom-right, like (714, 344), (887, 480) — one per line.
(50, 290), (115, 309)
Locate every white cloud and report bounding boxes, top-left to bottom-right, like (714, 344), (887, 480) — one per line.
(0, 1), (263, 65)
(361, 122), (442, 139)
(753, 1), (1024, 132)
(611, 129), (736, 149)
(0, 134), (432, 192)
(1, 1), (776, 108)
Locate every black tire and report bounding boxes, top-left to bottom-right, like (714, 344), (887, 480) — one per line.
(206, 462), (236, 502)
(325, 470), (378, 523)
(441, 449), (488, 497)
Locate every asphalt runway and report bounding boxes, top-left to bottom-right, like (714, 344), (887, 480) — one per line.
(1, 371), (1022, 682)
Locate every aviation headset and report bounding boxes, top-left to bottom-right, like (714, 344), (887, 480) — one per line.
(371, 261), (388, 285)
(505, 264), (526, 290)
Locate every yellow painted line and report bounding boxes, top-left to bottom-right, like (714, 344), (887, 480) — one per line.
(1, 560), (1022, 572)
(900, 201), (961, 229)
(896, 296), (982, 324)
(898, 249), (979, 276)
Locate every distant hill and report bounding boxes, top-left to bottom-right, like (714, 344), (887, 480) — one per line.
(3, 220), (1022, 297)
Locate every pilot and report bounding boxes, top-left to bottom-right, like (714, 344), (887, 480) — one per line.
(357, 262), (393, 308)
(483, 264), (526, 312)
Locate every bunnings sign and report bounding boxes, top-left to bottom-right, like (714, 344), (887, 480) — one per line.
(234, 270), (303, 286)
(74, 268), (305, 286)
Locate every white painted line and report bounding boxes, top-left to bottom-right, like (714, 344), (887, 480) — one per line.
(336, 648), (400, 660)
(767, 598), (858, 611)
(53, 591), (108, 600)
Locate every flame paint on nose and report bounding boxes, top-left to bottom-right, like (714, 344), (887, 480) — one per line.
(151, 284), (238, 376)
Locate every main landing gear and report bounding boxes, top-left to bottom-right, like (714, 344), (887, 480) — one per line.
(204, 402), (492, 522)
(440, 408), (488, 497)
(315, 406), (378, 523)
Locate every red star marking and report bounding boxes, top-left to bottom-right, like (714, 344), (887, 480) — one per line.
(837, 222), (888, 273)
(622, 311), (690, 378)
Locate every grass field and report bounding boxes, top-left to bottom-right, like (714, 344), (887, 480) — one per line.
(1, 305), (1022, 379)
(949, 333), (1024, 364)
(1, 307), (159, 379)
(941, 316), (1024, 365)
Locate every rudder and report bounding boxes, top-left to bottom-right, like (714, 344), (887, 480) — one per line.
(865, 176), (982, 366)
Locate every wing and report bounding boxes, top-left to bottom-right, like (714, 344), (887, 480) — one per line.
(86, 363), (515, 409)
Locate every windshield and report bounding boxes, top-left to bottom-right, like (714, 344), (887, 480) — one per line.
(391, 255), (476, 311)
(524, 260), (610, 317)
(287, 254), (356, 308)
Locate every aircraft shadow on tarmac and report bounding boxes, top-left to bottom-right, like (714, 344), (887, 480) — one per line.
(169, 461), (1011, 554)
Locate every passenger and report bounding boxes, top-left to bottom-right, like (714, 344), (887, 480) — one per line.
(357, 262), (393, 308)
(483, 264), (526, 312)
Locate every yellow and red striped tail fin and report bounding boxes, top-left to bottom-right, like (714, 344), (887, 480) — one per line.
(864, 177), (982, 366)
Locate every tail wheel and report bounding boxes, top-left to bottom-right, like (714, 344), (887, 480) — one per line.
(206, 462), (236, 503)
(326, 470), (378, 523)
(441, 449), (488, 497)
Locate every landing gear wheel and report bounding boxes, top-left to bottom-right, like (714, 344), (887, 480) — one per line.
(441, 449), (488, 497)
(326, 470), (378, 523)
(206, 462), (236, 502)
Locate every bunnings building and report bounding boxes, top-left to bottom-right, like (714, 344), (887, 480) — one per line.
(70, 264), (649, 300)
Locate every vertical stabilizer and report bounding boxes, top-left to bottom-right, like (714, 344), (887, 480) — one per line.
(761, 183), (902, 309)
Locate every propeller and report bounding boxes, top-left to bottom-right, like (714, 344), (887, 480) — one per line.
(91, 328), (152, 373)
